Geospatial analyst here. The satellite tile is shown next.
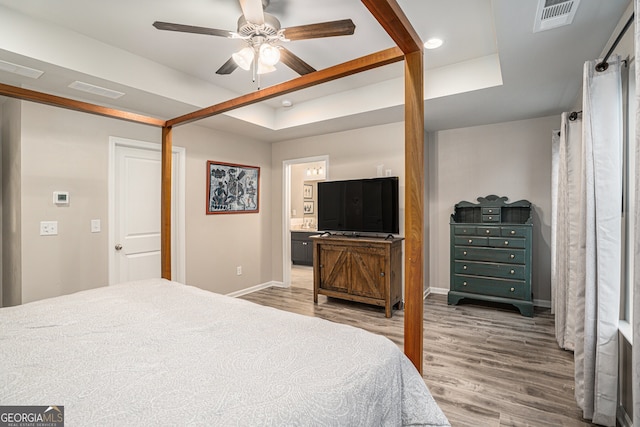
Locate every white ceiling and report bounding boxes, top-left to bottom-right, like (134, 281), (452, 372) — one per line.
(0, 0), (631, 141)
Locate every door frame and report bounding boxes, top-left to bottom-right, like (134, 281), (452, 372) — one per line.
(282, 155), (329, 287)
(108, 136), (186, 285)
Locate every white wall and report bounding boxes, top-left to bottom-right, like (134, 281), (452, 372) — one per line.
(271, 122), (405, 282)
(428, 115), (559, 303)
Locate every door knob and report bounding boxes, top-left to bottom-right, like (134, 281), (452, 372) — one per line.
(115, 244), (123, 251)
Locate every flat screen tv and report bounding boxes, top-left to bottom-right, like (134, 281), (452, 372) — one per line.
(317, 177), (399, 235)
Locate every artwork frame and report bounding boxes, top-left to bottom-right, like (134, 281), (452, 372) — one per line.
(206, 160), (260, 214)
(303, 184), (313, 199)
(303, 201), (314, 214)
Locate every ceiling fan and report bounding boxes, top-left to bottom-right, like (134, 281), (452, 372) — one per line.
(153, 0), (356, 77)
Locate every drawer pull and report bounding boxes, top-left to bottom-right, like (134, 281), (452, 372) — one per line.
(488, 216), (493, 220)
(463, 281), (468, 286)
(463, 265), (468, 270)
(488, 209), (493, 213)
(485, 229), (490, 234)
(380, 272), (385, 277)
(510, 287), (515, 292)
(510, 254), (515, 259)
(510, 269), (515, 275)
(463, 251), (467, 256)
(504, 241), (509, 246)
(468, 239), (473, 243)
(510, 230), (516, 235)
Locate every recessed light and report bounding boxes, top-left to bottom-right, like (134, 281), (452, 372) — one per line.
(281, 99), (293, 108)
(424, 38), (443, 50)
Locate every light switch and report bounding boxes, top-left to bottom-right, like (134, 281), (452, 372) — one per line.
(91, 219), (101, 233)
(40, 221), (58, 236)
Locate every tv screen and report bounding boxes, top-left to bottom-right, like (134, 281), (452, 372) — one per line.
(317, 177), (399, 234)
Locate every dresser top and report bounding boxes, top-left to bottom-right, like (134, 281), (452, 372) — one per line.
(451, 195), (532, 225)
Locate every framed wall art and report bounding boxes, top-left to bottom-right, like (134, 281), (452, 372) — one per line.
(303, 201), (314, 214)
(206, 161), (260, 214)
(303, 184), (313, 199)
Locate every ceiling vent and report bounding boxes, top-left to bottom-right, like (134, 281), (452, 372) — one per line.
(0, 59), (44, 79)
(68, 81), (125, 99)
(533, 0), (581, 33)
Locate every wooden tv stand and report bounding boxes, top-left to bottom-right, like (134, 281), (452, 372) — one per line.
(311, 235), (403, 317)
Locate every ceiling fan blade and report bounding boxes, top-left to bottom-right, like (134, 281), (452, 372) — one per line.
(153, 21), (232, 38)
(239, 0), (265, 25)
(216, 57), (239, 75)
(283, 19), (355, 41)
(279, 48), (316, 75)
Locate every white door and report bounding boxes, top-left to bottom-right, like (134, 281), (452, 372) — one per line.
(110, 138), (185, 284)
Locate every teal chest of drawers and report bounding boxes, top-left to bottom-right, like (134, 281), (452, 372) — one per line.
(448, 195), (533, 317)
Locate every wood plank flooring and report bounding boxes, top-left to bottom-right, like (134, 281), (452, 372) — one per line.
(240, 267), (595, 426)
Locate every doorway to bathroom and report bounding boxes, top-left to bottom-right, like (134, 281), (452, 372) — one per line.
(282, 156), (328, 289)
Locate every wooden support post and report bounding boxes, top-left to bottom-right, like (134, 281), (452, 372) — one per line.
(403, 49), (425, 373)
(161, 126), (173, 280)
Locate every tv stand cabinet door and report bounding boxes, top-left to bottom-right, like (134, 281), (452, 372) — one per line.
(317, 244), (350, 293)
(349, 247), (385, 300)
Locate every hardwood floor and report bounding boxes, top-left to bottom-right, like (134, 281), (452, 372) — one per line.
(240, 267), (595, 426)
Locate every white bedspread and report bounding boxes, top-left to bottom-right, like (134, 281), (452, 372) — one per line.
(0, 279), (449, 426)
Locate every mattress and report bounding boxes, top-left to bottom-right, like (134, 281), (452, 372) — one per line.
(0, 278), (449, 426)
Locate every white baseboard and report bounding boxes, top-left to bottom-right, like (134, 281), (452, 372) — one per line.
(533, 299), (551, 308)
(423, 286), (552, 309)
(226, 281), (285, 298)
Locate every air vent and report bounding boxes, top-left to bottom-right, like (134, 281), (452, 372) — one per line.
(533, 0), (581, 33)
(68, 81), (125, 99)
(0, 60), (44, 79)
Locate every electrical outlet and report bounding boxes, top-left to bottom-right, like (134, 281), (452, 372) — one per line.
(236, 266), (242, 276)
(40, 221), (58, 236)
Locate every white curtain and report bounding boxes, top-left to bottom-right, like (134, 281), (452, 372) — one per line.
(573, 55), (622, 426)
(633, 4), (640, 426)
(552, 113), (583, 351)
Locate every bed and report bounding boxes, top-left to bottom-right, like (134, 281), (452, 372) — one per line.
(0, 279), (449, 426)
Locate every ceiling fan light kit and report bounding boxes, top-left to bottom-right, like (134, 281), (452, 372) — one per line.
(232, 46), (255, 71)
(152, 0), (356, 84)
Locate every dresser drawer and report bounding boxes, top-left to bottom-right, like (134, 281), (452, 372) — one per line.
(454, 247), (525, 264)
(454, 236), (488, 246)
(454, 260), (525, 280)
(454, 226), (477, 235)
(500, 226), (529, 238)
(477, 226), (500, 236)
(488, 237), (526, 249)
(482, 207), (500, 215)
(482, 214), (500, 223)
(452, 275), (528, 300)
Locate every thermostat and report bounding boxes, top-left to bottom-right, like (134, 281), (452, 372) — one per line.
(53, 191), (69, 206)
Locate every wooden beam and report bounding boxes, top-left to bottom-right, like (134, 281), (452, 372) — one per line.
(361, 0), (423, 54)
(0, 82), (165, 127)
(167, 47), (403, 127)
(161, 126), (173, 280)
(403, 50), (425, 373)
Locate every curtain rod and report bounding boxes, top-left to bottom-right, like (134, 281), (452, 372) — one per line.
(596, 12), (634, 72)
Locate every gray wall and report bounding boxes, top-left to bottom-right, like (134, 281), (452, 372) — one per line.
(271, 122), (406, 283)
(4, 100), (272, 304)
(2, 98), (22, 307)
(428, 115), (559, 304)
(173, 123), (273, 295)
